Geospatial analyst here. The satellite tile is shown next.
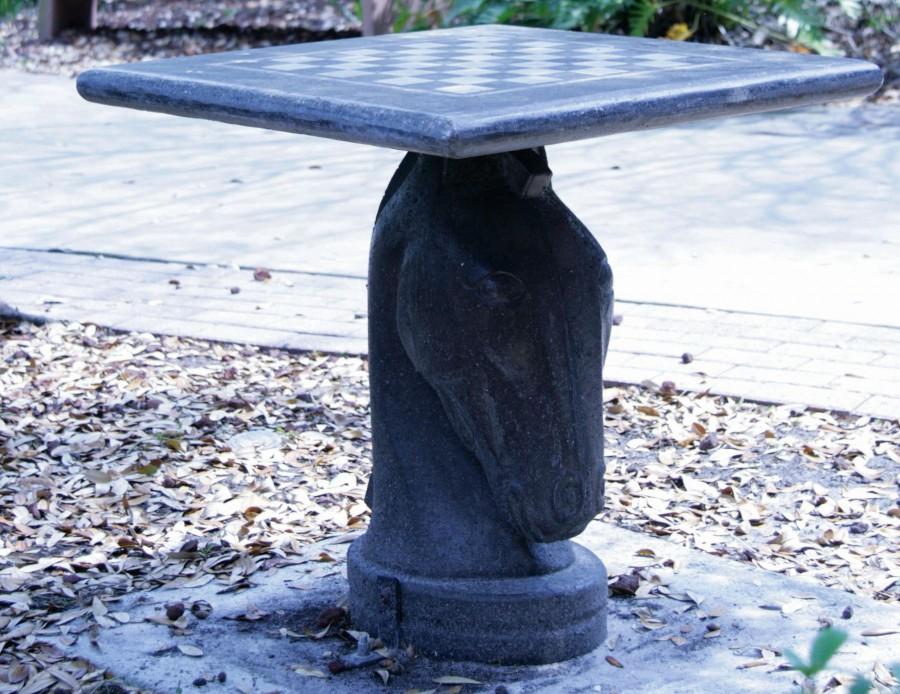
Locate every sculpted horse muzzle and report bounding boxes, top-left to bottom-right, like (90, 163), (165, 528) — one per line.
(405, 344), (605, 544)
(393, 151), (612, 544)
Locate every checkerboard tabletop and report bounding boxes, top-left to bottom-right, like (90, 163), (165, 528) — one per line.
(78, 24), (882, 157)
(223, 28), (743, 97)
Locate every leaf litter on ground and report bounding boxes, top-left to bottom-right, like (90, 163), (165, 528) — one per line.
(0, 318), (898, 691)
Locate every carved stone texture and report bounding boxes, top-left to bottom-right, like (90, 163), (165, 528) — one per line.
(38, 0), (97, 41)
(348, 148), (614, 664)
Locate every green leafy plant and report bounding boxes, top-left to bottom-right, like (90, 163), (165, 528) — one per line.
(0, 0), (34, 19)
(442, 0), (632, 33)
(785, 627), (900, 694)
(435, 0), (843, 52)
(785, 627), (848, 691)
(0, 0), (20, 18)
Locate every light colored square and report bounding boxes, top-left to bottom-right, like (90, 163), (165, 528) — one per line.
(572, 56), (625, 69)
(448, 67), (495, 75)
(267, 63), (318, 72)
(519, 41), (565, 52)
(436, 83), (494, 94)
(448, 56), (502, 64)
(459, 38), (506, 46)
(339, 49), (388, 58)
(443, 76), (494, 85)
(269, 57), (321, 66)
(395, 42), (442, 50)
(333, 56), (381, 66)
(508, 62), (561, 72)
(404, 61), (443, 69)
(573, 67), (627, 78)
(457, 55), (502, 64)
(507, 68), (556, 77)
(574, 45), (620, 53)
(572, 54), (619, 64)
(466, 49), (507, 55)
(461, 47), (507, 56)
(377, 76), (431, 86)
(325, 69), (372, 78)
(510, 57), (562, 66)
(382, 68), (431, 77)
(394, 49), (441, 58)
(505, 74), (558, 84)
(633, 53), (685, 66)
(329, 64), (378, 74)
(516, 51), (565, 61)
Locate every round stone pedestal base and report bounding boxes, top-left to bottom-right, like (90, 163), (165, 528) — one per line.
(347, 540), (607, 665)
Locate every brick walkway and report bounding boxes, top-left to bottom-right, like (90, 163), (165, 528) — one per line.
(3, 248), (897, 420)
(3, 71), (898, 420)
(4, 70), (899, 327)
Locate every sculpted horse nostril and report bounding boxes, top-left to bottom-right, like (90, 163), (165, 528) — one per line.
(552, 477), (585, 526)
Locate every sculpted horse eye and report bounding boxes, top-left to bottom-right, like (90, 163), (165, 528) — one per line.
(474, 271), (526, 307)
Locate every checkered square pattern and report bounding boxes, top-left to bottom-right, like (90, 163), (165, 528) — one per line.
(219, 30), (735, 97)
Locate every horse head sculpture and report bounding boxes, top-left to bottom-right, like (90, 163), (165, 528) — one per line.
(355, 148), (614, 583)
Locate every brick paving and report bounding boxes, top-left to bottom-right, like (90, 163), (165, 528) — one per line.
(2, 71), (898, 421)
(3, 248), (897, 420)
(4, 71), (899, 326)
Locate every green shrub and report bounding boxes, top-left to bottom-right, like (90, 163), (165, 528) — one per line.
(0, 0), (35, 19)
(785, 627), (900, 694)
(440, 0), (838, 50)
(785, 627), (849, 693)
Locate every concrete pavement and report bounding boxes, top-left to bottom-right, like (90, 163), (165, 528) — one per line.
(62, 521), (900, 693)
(1, 69), (899, 417)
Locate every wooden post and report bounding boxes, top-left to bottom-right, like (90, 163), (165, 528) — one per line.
(361, 0), (393, 36)
(38, 0), (98, 41)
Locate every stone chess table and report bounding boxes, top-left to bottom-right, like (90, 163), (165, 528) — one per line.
(76, 24), (882, 157)
(77, 25), (882, 667)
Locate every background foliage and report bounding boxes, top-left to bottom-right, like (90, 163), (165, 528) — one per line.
(0, 0), (32, 19)
(785, 627), (900, 693)
(397, 0), (898, 59)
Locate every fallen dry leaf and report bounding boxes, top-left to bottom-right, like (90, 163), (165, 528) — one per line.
(737, 660), (769, 669)
(433, 675), (482, 684)
(861, 629), (899, 637)
(0, 318), (897, 691)
(609, 571), (642, 597)
(292, 664), (329, 678)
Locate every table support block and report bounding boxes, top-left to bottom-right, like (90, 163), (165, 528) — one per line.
(38, 0), (97, 41)
(349, 148), (614, 664)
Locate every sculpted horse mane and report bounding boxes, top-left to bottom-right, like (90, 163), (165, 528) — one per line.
(349, 148), (614, 662)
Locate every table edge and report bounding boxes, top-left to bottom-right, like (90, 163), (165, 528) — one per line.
(446, 61), (884, 157)
(76, 58), (883, 158)
(76, 69), (461, 157)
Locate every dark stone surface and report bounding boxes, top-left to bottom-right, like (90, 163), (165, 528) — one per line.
(76, 25), (883, 158)
(348, 148), (612, 663)
(349, 542), (608, 665)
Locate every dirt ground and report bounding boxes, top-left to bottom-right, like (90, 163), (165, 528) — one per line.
(1, 318), (897, 691)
